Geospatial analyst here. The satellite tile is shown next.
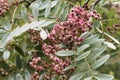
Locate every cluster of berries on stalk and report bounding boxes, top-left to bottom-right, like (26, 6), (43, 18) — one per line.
(27, 29), (43, 44)
(29, 6), (100, 80)
(0, 0), (9, 16)
(29, 57), (45, 80)
(0, 68), (8, 76)
(48, 6), (100, 47)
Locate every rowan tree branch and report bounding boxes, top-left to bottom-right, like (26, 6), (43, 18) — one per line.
(83, 0), (90, 8)
(91, 0), (101, 10)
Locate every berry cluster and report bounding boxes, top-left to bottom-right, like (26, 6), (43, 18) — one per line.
(27, 29), (42, 44)
(31, 71), (39, 80)
(48, 6), (100, 47)
(29, 57), (45, 80)
(42, 44), (71, 74)
(29, 57), (44, 72)
(0, 0), (9, 16)
(0, 68), (8, 76)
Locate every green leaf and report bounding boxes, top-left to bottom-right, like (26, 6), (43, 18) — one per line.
(86, 39), (105, 51)
(62, 7), (69, 21)
(3, 50), (10, 60)
(39, 0), (49, 10)
(51, 1), (58, 8)
(90, 39), (104, 46)
(30, 0), (42, 18)
(84, 76), (92, 80)
(103, 41), (116, 50)
(14, 44), (24, 57)
(96, 27), (120, 44)
(6, 20), (55, 42)
(8, 76), (14, 80)
(0, 33), (9, 48)
(88, 45), (107, 59)
(55, 50), (74, 56)
(94, 74), (114, 80)
(20, 5), (28, 20)
(92, 55), (110, 69)
(25, 70), (31, 80)
(1, 61), (10, 71)
(80, 31), (91, 39)
(63, 64), (75, 71)
(39, 0), (57, 10)
(76, 51), (91, 61)
(0, 48), (5, 52)
(77, 44), (90, 54)
(81, 35), (99, 45)
(45, 0), (51, 18)
(16, 74), (23, 80)
(92, 20), (101, 28)
(53, 0), (64, 17)
(1, 18), (12, 31)
(69, 72), (86, 80)
(16, 55), (22, 69)
(57, 1), (66, 18)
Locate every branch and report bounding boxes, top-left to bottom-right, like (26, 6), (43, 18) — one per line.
(85, 58), (93, 76)
(11, 6), (18, 26)
(91, 0), (101, 10)
(0, 27), (7, 31)
(83, 0), (90, 8)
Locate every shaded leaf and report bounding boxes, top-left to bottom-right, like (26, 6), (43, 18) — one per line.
(16, 55), (22, 69)
(14, 44), (24, 57)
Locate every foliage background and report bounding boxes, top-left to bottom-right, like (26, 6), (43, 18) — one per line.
(0, 0), (120, 80)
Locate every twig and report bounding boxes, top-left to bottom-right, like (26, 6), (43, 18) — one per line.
(50, 12), (61, 24)
(91, 0), (101, 10)
(0, 27), (7, 31)
(85, 58), (93, 76)
(11, 6), (18, 26)
(65, 0), (76, 6)
(83, 0), (90, 8)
